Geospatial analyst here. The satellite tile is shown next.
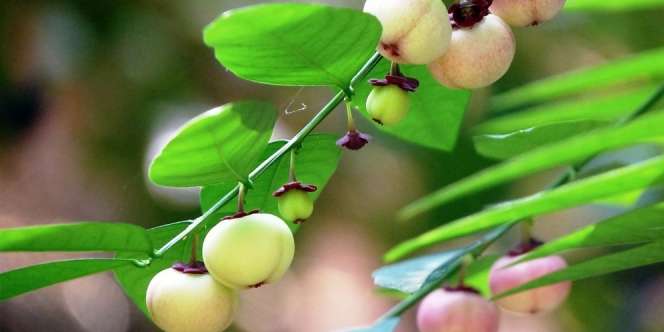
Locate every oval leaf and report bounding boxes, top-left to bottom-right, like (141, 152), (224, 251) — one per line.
(204, 3), (381, 88)
(0, 259), (133, 300)
(0, 222), (152, 253)
(149, 101), (277, 187)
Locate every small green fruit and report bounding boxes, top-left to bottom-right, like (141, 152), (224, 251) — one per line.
(202, 213), (295, 289)
(366, 84), (410, 126)
(278, 189), (314, 224)
(146, 266), (237, 332)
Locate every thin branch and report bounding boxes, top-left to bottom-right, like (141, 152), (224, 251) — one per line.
(153, 52), (383, 258)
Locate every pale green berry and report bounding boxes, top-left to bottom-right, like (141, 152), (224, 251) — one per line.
(146, 267), (237, 332)
(366, 85), (410, 126)
(278, 189), (314, 224)
(202, 213), (294, 289)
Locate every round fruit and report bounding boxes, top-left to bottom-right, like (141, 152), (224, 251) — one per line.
(490, 0), (566, 27)
(363, 0), (452, 64)
(428, 14), (515, 89)
(417, 287), (500, 332)
(278, 189), (314, 223)
(146, 266), (237, 332)
(489, 254), (571, 314)
(366, 85), (410, 126)
(202, 213), (295, 289)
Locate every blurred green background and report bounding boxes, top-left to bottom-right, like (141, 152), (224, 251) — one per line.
(1, 1), (663, 331)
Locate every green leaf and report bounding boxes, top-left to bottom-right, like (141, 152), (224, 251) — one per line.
(351, 60), (471, 151)
(374, 226), (509, 292)
(387, 155), (664, 261)
(566, 0), (664, 11)
(492, 48), (664, 111)
(0, 258), (134, 300)
(519, 203), (664, 262)
(345, 318), (401, 332)
(149, 101), (277, 187)
(475, 85), (658, 134)
(114, 222), (193, 316)
(204, 3), (381, 89)
(473, 120), (610, 160)
(0, 222), (152, 253)
(200, 134), (341, 232)
(400, 111), (664, 220)
(496, 241), (664, 299)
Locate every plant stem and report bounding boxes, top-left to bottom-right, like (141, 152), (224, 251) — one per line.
(375, 82), (664, 323)
(153, 52), (383, 258)
(288, 149), (297, 182)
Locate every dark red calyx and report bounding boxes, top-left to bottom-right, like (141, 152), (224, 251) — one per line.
(449, 0), (491, 29)
(273, 181), (318, 197)
(172, 261), (208, 274)
(444, 285), (481, 295)
(369, 75), (420, 92)
(336, 130), (371, 150)
(221, 209), (260, 221)
(507, 238), (544, 257)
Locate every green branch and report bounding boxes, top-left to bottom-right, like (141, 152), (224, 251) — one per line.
(153, 52), (383, 258)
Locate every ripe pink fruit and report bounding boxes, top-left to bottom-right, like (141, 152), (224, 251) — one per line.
(363, 0), (452, 64)
(489, 255), (571, 314)
(428, 14), (515, 89)
(490, 0), (566, 27)
(417, 287), (500, 332)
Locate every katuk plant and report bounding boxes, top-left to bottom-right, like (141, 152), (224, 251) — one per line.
(490, 0), (567, 27)
(363, 0), (452, 64)
(428, 0), (515, 89)
(489, 238), (571, 314)
(146, 262), (237, 332)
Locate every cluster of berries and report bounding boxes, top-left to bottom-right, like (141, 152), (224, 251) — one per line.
(417, 240), (571, 332)
(362, 0), (565, 127)
(145, 178), (317, 332)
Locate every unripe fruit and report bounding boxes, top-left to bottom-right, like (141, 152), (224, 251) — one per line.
(366, 85), (410, 126)
(363, 0), (452, 64)
(428, 14), (515, 89)
(273, 181), (317, 224)
(489, 255), (571, 314)
(417, 287), (500, 332)
(490, 0), (566, 27)
(203, 213), (295, 289)
(146, 265), (237, 332)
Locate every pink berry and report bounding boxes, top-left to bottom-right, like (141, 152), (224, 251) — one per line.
(490, 0), (566, 27)
(417, 287), (500, 332)
(428, 14), (515, 89)
(489, 255), (571, 314)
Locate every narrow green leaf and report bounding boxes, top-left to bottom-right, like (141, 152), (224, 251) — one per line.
(200, 134), (341, 232)
(114, 222), (193, 315)
(566, 0), (664, 11)
(475, 86), (657, 134)
(473, 120), (610, 160)
(492, 48), (664, 111)
(0, 222), (152, 253)
(351, 60), (471, 151)
(0, 259), (134, 300)
(400, 111), (664, 220)
(496, 241), (664, 299)
(149, 101), (277, 187)
(387, 156), (664, 261)
(520, 203), (664, 262)
(345, 317), (401, 332)
(204, 3), (381, 88)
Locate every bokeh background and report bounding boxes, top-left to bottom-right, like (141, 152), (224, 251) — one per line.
(1, 0), (664, 331)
